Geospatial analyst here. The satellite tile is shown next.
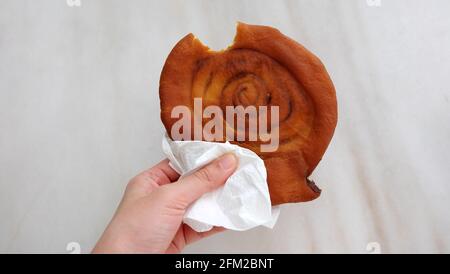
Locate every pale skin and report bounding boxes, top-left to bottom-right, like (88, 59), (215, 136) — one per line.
(92, 153), (237, 254)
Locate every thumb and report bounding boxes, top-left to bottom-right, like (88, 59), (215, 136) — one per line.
(170, 153), (238, 205)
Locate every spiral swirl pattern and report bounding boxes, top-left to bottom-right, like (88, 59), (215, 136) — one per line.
(192, 49), (314, 155)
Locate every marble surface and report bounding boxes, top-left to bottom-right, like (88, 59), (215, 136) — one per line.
(1, 0), (450, 253)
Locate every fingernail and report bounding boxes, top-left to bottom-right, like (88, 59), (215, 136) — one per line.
(218, 154), (237, 170)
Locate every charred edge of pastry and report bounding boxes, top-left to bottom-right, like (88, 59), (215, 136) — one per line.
(306, 178), (321, 194)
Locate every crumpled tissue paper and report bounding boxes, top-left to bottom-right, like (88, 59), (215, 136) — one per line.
(162, 134), (280, 232)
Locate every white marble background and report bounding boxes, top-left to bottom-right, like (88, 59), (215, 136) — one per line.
(1, 0), (449, 253)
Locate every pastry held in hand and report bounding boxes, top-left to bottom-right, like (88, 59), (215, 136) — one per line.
(159, 22), (337, 205)
(162, 134), (280, 232)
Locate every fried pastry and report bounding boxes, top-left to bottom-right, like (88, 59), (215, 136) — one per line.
(159, 23), (337, 205)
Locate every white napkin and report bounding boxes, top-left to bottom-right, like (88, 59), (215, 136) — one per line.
(162, 134), (280, 232)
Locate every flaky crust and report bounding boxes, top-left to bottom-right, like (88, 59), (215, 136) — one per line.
(159, 23), (337, 205)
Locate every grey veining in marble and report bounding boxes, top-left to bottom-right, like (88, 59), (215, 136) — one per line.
(1, 0), (449, 253)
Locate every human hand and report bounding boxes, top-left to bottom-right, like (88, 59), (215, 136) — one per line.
(92, 153), (237, 253)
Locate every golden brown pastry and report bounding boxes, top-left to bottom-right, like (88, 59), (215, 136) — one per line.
(159, 22), (337, 205)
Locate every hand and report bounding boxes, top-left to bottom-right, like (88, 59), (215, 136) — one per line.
(92, 153), (237, 254)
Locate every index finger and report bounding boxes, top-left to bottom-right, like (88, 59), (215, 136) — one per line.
(141, 159), (181, 185)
